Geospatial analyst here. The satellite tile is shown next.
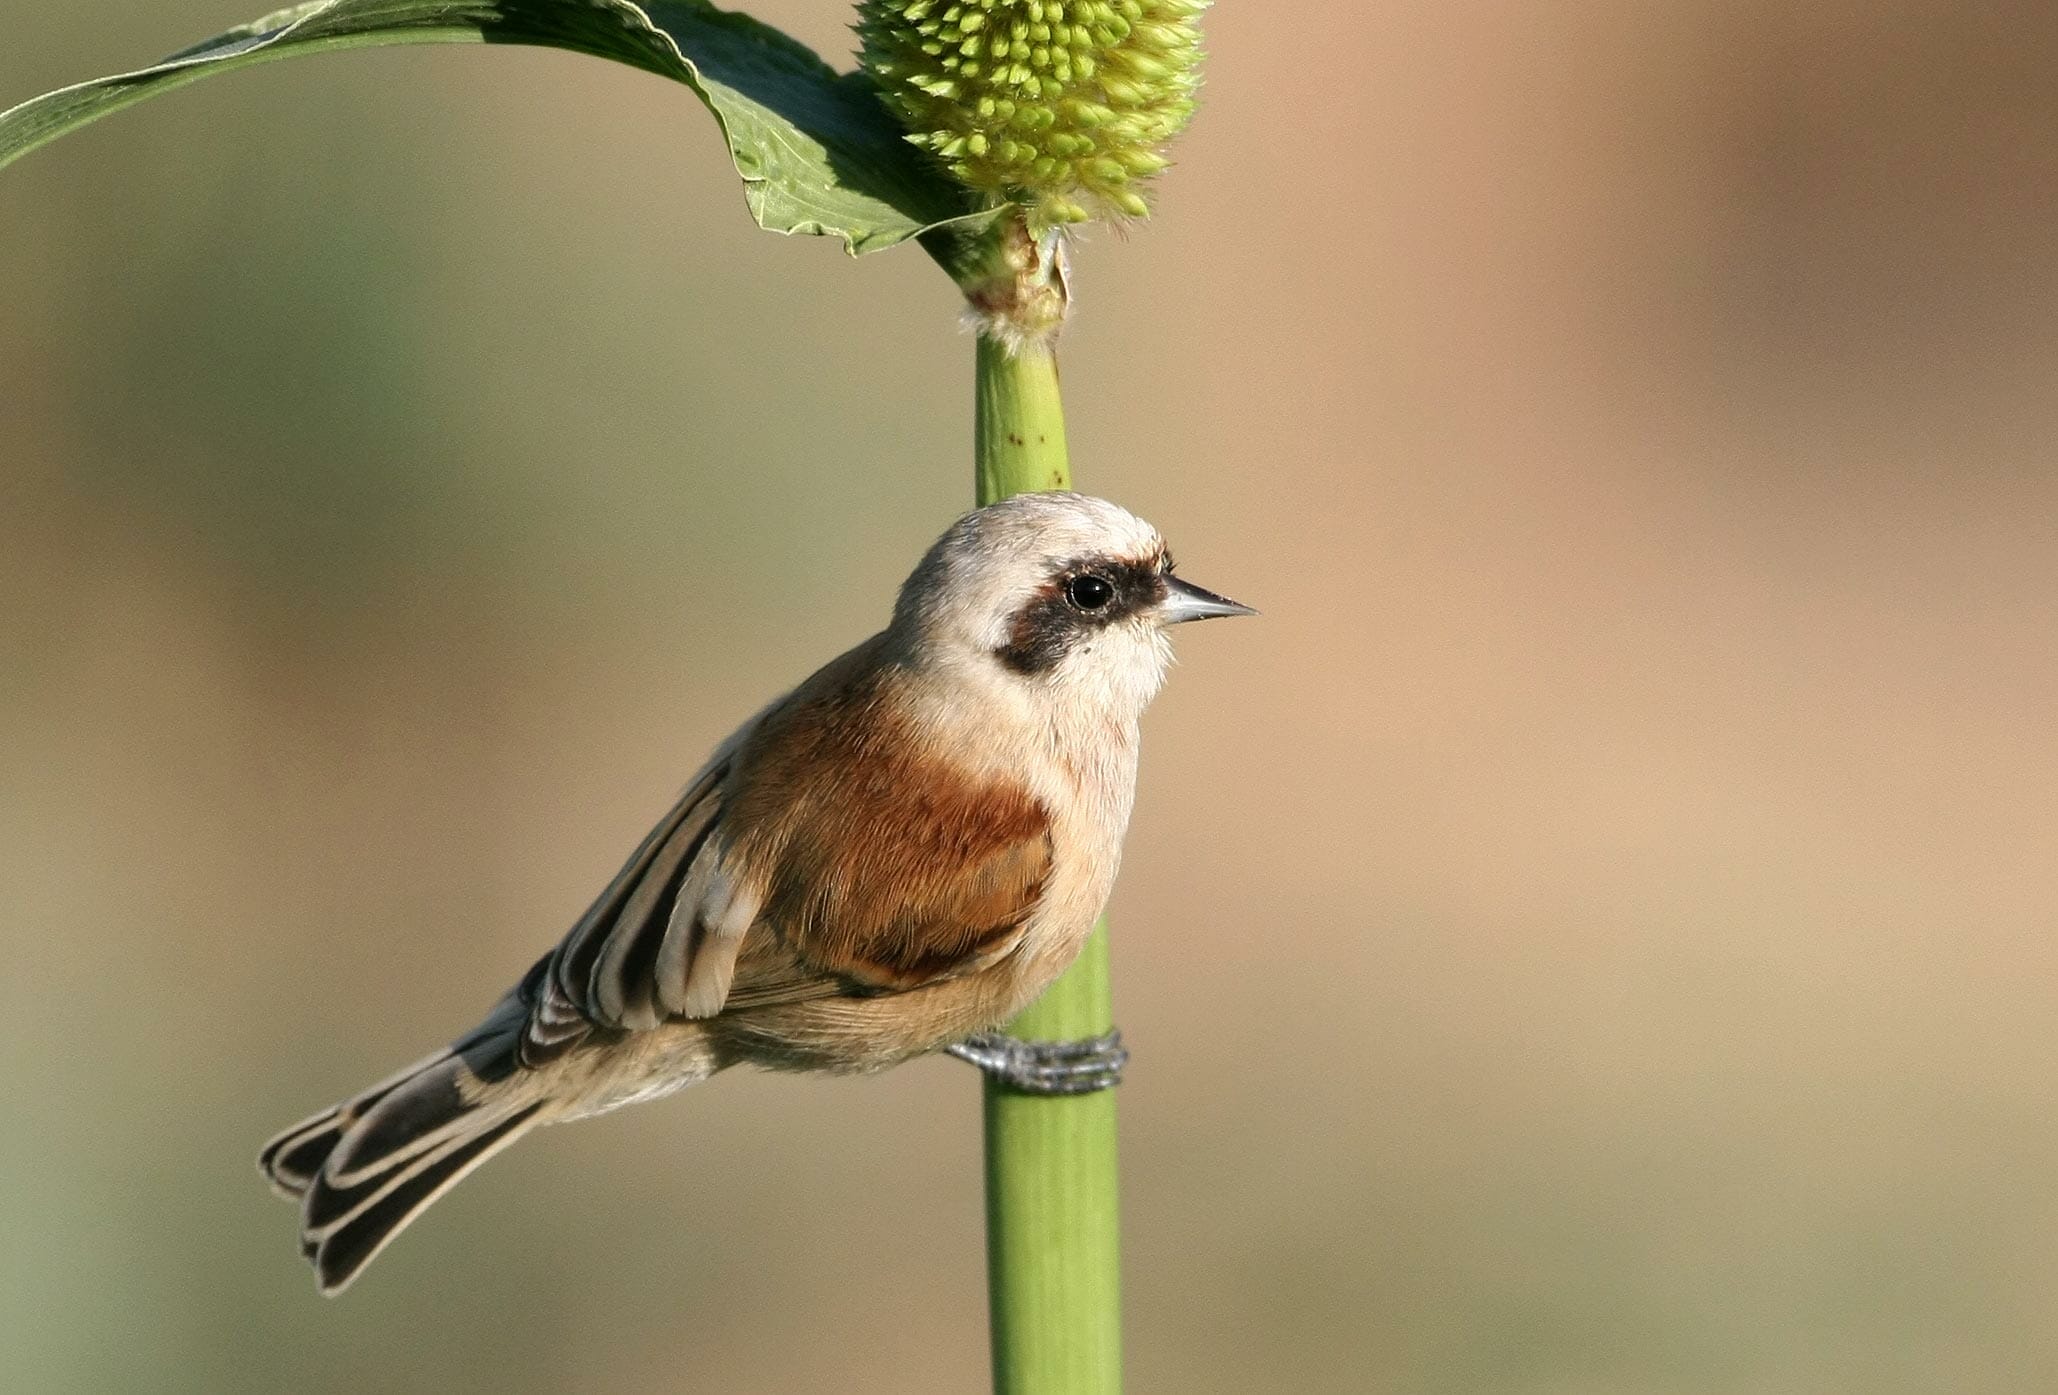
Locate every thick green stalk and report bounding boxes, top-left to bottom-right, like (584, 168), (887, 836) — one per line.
(976, 335), (1071, 499)
(975, 326), (1122, 1395)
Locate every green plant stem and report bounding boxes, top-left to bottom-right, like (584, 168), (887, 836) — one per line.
(976, 334), (1071, 499)
(975, 328), (1122, 1395)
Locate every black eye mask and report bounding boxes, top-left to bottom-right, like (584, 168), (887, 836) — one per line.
(995, 556), (1168, 675)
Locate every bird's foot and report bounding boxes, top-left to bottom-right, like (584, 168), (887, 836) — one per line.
(947, 1029), (1129, 1095)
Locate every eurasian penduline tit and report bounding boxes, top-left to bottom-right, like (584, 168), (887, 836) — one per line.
(260, 491), (1253, 1292)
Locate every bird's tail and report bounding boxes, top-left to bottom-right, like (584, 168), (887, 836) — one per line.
(258, 999), (555, 1294)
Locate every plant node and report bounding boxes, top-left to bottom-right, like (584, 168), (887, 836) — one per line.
(956, 210), (1072, 352)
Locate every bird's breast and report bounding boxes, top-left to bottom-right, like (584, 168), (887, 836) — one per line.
(998, 727), (1140, 1001)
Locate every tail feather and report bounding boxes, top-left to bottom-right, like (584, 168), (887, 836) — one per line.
(258, 1043), (453, 1199)
(258, 1004), (556, 1294)
(323, 1057), (484, 1191)
(302, 1097), (547, 1293)
(258, 1112), (344, 1200)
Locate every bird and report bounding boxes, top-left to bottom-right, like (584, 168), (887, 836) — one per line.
(258, 491), (1253, 1293)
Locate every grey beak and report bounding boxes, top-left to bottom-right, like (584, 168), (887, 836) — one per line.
(1159, 575), (1258, 625)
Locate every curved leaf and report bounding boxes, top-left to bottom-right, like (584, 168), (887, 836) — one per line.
(0, 0), (991, 255)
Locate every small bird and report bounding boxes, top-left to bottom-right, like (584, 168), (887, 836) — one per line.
(259, 492), (1252, 1293)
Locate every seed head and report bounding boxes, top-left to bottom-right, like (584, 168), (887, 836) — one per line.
(858, 0), (1206, 226)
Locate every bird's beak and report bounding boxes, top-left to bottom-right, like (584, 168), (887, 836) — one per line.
(1158, 575), (1258, 625)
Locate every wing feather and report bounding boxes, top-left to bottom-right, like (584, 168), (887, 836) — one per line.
(587, 791), (720, 1029)
(521, 758), (726, 1055)
(550, 760), (724, 1010)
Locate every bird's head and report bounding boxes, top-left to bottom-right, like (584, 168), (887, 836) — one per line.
(893, 492), (1254, 716)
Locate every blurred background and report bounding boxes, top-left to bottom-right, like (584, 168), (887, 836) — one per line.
(5, 2), (2057, 1391)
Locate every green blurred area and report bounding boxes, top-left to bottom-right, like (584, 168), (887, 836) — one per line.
(5, 2), (2058, 1391)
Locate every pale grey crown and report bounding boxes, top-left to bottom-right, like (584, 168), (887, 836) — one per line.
(891, 492), (1167, 655)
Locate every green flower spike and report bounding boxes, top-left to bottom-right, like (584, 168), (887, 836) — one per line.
(858, 0), (1206, 226)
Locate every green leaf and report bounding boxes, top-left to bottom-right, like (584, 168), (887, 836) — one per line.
(0, 0), (993, 255)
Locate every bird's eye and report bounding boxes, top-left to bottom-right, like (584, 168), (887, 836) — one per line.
(1066, 573), (1115, 611)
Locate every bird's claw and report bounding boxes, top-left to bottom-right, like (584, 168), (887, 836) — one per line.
(947, 1029), (1129, 1095)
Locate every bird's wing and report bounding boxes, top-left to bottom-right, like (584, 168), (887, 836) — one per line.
(714, 643), (1053, 1001)
(517, 751), (733, 1061)
(518, 637), (1050, 1062)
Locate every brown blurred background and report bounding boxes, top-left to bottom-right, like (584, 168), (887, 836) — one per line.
(5, 3), (2057, 1391)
